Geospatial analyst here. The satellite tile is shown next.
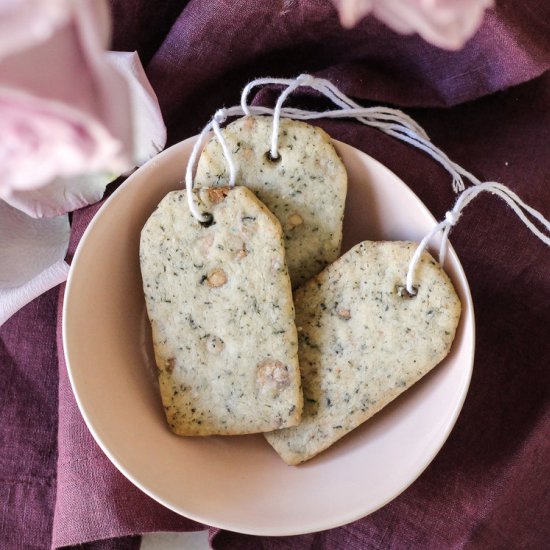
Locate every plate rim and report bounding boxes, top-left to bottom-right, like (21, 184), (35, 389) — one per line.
(63, 135), (475, 536)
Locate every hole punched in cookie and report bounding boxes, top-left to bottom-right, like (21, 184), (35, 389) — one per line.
(199, 212), (215, 228)
(264, 150), (282, 163)
(396, 284), (418, 298)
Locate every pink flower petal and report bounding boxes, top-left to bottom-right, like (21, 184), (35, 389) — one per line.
(333, 0), (493, 49)
(108, 51), (167, 165)
(0, 51), (166, 219)
(0, 0), (134, 195)
(2, 172), (115, 218)
(0, 90), (125, 194)
(0, 0), (72, 60)
(337, 0), (374, 28)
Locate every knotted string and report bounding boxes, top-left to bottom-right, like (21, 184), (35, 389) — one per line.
(405, 182), (550, 294)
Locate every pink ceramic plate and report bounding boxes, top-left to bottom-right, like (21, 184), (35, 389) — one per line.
(63, 137), (475, 536)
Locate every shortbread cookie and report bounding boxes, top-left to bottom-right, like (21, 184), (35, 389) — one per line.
(195, 115), (347, 287)
(265, 241), (461, 465)
(140, 186), (303, 436)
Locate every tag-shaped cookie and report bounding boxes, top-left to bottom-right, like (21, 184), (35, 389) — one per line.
(140, 186), (303, 435)
(195, 115), (347, 288)
(265, 241), (461, 465)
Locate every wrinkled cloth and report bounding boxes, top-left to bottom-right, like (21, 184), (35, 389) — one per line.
(1, 1), (550, 549)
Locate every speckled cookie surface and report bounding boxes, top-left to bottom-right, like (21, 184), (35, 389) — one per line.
(265, 241), (461, 465)
(140, 186), (303, 436)
(195, 115), (347, 288)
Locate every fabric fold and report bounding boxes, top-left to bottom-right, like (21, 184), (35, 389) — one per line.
(0, 260), (69, 326)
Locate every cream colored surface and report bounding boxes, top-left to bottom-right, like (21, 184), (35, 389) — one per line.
(265, 241), (461, 465)
(141, 531), (209, 550)
(195, 116), (347, 287)
(140, 186), (302, 435)
(63, 136), (474, 536)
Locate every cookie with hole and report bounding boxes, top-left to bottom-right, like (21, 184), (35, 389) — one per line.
(140, 186), (303, 435)
(265, 240), (461, 465)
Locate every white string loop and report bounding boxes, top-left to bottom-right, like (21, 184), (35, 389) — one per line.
(185, 108), (241, 221)
(211, 109), (237, 187)
(270, 74), (315, 159)
(405, 182), (550, 294)
(241, 74), (467, 192)
(185, 119), (215, 222)
(240, 77), (296, 116)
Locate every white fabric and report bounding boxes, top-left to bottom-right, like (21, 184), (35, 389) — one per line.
(0, 259), (69, 325)
(0, 199), (70, 326)
(0, 200), (70, 288)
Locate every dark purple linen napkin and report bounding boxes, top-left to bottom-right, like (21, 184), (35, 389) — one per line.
(1, 1), (550, 549)
(143, 0), (550, 142)
(0, 290), (58, 549)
